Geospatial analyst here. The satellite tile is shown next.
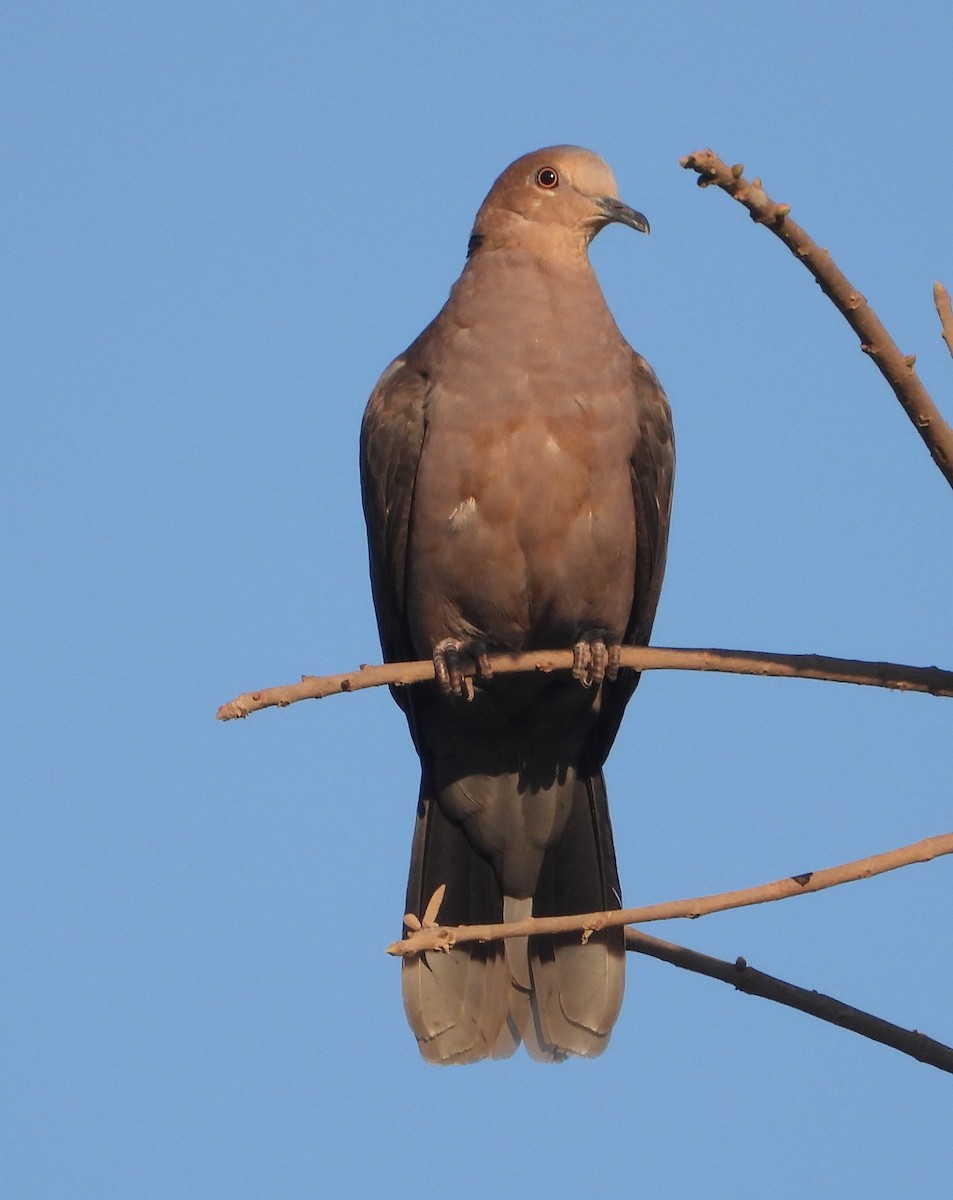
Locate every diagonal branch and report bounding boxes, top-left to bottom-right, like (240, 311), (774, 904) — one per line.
(626, 929), (953, 1074)
(216, 645), (953, 720)
(680, 148), (953, 490)
(386, 832), (953, 956)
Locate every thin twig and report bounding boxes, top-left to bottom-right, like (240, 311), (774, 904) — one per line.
(680, 148), (953, 490)
(625, 929), (953, 1074)
(216, 645), (953, 720)
(935, 282), (953, 361)
(386, 832), (953, 956)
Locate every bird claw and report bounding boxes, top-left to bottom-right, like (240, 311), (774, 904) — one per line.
(433, 637), (493, 697)
(572, 631), (621, 687)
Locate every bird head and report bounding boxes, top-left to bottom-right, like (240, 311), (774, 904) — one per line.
(468, 146), (649, 259)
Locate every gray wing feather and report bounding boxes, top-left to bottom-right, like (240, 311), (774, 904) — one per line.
(359, 358), (428, 677)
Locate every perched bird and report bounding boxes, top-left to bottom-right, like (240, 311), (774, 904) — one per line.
(360, 146), (674, 1063)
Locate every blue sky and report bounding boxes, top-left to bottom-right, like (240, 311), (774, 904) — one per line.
(4, 3), (952, 1197)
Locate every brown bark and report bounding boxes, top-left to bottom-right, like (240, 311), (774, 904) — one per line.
(387, 832), (953, 955)
(216, 645), (953, 720)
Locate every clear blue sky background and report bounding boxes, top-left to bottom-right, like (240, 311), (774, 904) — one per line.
(4, 3), (952, 1197)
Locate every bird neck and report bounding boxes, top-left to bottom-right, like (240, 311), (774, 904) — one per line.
(469, 206), (597, 260)
(459, 240), (609, 319)
(428, 243), (623, 375)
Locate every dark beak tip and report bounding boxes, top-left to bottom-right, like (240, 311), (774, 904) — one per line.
(624, 206), (651, 236)
(598, 197), (650, 235)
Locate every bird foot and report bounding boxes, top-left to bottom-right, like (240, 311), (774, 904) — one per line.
(433, 637), (493, 698)
(572, 631), (621, 687)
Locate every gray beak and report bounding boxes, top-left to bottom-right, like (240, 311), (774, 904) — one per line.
(597, 196), (650, 234)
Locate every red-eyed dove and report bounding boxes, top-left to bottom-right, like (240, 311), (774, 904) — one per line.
(360, 146), (674, 1062)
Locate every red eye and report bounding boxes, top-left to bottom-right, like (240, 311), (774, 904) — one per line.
(535, 167), (559, 189)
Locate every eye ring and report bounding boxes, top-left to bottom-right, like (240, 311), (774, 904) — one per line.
(535, 166), (559, 189)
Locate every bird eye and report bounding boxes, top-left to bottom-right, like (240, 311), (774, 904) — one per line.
(535, 167), (559, 189)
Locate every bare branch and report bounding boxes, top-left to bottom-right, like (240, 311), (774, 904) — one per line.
(680, 148), (953, 490)
(386, 832), (953, 956)
(936, 282), (953, 361)
(626, 929), (953, 1074)
(216, 645), (953, 720)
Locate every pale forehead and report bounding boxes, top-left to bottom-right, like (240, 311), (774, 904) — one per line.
(513, 145), (620, 198)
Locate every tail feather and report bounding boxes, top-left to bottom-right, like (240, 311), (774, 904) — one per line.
(401, 774), (513, 1063)
(502, 896), (564, 1063)
(525, 929), (625, 1057)
(525, 769), (625, 1058)
(401, 941), (513, 1063)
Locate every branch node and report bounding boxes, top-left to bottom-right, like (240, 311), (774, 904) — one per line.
(422, 884), (446, 928)
(934, 281), (953, 360)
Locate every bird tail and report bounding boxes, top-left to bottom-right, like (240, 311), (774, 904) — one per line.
(401, 765), (624, 1063)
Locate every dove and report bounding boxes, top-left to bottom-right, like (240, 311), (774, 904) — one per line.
(360, 146), (674, 1061)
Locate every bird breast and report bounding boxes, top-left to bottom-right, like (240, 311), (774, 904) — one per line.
(405, 267), (640, 654)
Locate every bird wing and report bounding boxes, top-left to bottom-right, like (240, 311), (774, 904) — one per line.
(587, 351), (674, 767)
(359, 356), (428, 688)
(627, 352), (675, 646)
